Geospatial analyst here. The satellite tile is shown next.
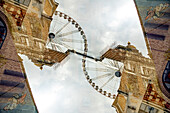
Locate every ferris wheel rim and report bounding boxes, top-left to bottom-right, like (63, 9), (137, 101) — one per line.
(48, 11), (88, 55)
(82, 57), (123, 99)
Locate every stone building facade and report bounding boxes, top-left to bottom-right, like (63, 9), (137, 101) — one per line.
(0, 9), (38, 112)
(134, 0), (170, 100)
(0, 0), (59, 112)
(1, 0), (69, 70)
(101, 42), (170, 113)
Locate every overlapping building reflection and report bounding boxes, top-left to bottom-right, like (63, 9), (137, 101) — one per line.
(0, 0), (169, 113)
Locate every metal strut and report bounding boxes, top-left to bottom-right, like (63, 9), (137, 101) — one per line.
(68, 49), (102, 62)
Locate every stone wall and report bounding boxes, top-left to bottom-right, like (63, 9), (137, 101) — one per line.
(0, 10), (38, 112)
(111, 44), (156, 113)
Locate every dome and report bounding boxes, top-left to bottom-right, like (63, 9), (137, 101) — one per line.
(127, 42), (136, 49)
(126, 42), (139, 53)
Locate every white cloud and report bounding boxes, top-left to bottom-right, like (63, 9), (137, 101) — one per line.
(21, 54), (117, 113)
(55, 0), (148, 57)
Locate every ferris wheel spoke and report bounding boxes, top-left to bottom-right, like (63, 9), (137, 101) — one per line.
(87, 59), (118, 70)
(100, 62), (119, 70)
(60, 42), (73, 49)
(118, 65), (123, 71)
(86, 67), (110, 72)
(111, 83), (117, 92)
(50, 40), (72, 50)
(108, 60), (115, 67)
(100, 76), (115, 89)
(51, 43), (57, 50)
(51, 40), (60, 47)
(55, 30), (79, 38)
(56, 45), (64, 52)
(61, 38), (82, 43)
(51, 21), (57, 33)
(109, 60), (116, 67)
(56, 21), (70, 35)
(114, 61), (119, 69)
(82, 57), (123, 98)
(92, 73), (112, 80)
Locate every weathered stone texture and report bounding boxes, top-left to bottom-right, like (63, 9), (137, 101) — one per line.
(110, 43), (157, 113)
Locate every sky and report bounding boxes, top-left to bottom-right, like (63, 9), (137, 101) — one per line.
(55, 0), (148, 57)
(21, 0), (149, 113)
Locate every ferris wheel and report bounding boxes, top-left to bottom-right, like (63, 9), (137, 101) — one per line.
(47, 11), (124, 99)
(82, 56), (124, 99)
(47, 11), (88, 55)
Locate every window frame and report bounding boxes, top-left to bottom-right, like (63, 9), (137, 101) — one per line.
(139, 103), (158, 113)
(0, 17), (7, 49)
(13, 0), (31, 6)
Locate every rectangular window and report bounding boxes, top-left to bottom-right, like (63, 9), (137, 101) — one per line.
(127, 63), (131, 70)
(139, 103), (158, 113)
(146, 33), (165, 41)
(141, 66), (144, 74)
(13, 0), (31, 6)
(39, 42), (42, 49)
(26, 38), (29, 46)
(23, 0), (30, 6)
(140, 103), (146, 111)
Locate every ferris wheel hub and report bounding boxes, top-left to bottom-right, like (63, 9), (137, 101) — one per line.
(48, 33), (55, 40)
(115, 71), (121, 77)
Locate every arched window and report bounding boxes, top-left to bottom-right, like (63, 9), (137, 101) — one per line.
(0, 17), (7, 49)
(162, 61), (170, 93)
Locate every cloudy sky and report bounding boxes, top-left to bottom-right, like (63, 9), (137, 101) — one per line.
(21, 0), (148, 113)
